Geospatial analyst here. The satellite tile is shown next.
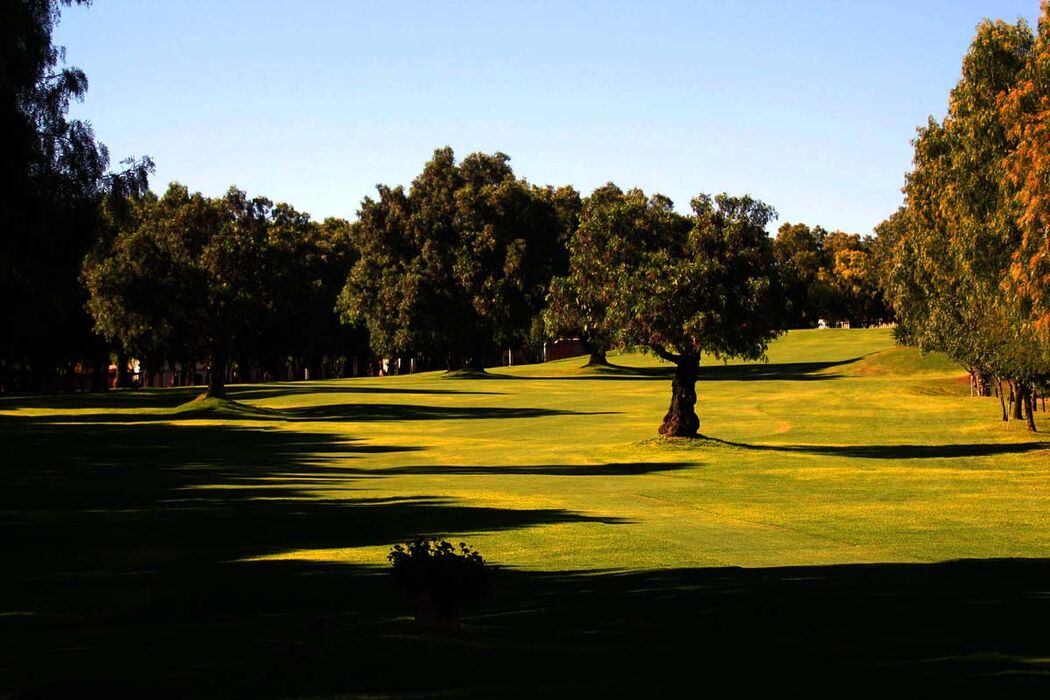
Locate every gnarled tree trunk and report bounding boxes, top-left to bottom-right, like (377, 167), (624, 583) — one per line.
(659, 356), (700, 438)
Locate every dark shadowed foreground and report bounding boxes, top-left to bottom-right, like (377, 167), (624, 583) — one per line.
(4, 557), (1050, 697)
(2, 413), (1050, 696)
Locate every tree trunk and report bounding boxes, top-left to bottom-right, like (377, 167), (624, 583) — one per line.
(582, 340), (608, 366)
(658, 357), (700, 438)
(468, 338), (486, 371)
(588, 350), (607, 365)
(207, 352), (227, 398)
(115, 348), (131, 388)
(975, 370), (990, 397)
(1012, 381), (1025, 421)
(1024, 388), (1038, 432)
(997, 378), (1008, 422)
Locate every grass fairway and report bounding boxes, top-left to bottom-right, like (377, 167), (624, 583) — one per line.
(4, 328), (1050, 696)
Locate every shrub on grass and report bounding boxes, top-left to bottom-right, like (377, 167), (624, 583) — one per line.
(388, 539), (491, 630)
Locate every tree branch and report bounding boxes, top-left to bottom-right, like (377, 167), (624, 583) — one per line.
(650, 343), (682, 364)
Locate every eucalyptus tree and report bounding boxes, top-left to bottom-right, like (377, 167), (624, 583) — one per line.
(1001, 5), (1050, 384)
(876, 17), (1047, 429)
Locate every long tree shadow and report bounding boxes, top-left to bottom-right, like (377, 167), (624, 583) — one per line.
(697, 358), (858, 381)
(283, 403), (618, 422)
(486, 357), (860, 382)
(10, 402), (619, 424)
(700, 434), (1050, 459)
(227, 384), (506, 400)
(459, 558), (1050, 694)
(337, 461), (692, 476)
(0, 383), (505, 412)
(0, 386), (203, 410)
(0, 415), (627, 636)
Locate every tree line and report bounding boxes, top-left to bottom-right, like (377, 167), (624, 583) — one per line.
(4, 2), (893, 406)
(873, 7), (1050, 432)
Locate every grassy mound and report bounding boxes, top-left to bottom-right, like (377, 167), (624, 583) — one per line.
(841, 345), (960, 377)
(440, 367), (495, 380)
(170, 394), (281, 419)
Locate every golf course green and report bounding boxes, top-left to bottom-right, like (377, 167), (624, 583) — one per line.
(3, 327), (1049, 696)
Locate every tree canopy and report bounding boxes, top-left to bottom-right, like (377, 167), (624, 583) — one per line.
(83, 184), (358, 397)
(338, 147), (579, 371)
(875, 12), (1050, 430)
(549, 186), (785, 437)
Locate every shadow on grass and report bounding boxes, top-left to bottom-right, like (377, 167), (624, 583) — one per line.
(0, 386), (204, 410)
(698, 358), (858, 381)
(227, 384), (506, 399)
(0, 413), (651, 697)
(0, 383), (504, 412)
(10, 401), (618, 424)
(6, 554), (1050, 696)
(6, 416), (1050, 695)
(1, 418), (627, 566)
(698, 434), (1050, 459)
(487, 357), (861, 382)
(283, 403), (617, 422)
(338, 461), (692, 477)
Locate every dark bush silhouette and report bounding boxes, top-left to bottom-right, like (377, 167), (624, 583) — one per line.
(388, 539), (492, 630)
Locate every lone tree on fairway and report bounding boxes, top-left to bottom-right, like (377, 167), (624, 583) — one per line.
(563, 187), (785, 437)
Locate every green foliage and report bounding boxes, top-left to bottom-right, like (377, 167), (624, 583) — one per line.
(550, 186), (787, 366)
(82, 183), (359, 394)
(599, 189), (786, 363)
(338, 147), (578, 370)
(774, 222), (887, 327)
(875, 15), (1049, 427)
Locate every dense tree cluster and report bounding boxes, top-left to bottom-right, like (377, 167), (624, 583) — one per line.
(875, 8), (1050, 431)
(336, 148), (580, 373)
(774, 223), (889, 328)
(82, 184), (362, 397)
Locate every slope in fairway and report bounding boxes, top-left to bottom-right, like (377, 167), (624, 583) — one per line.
(4, 328), (1048, 574)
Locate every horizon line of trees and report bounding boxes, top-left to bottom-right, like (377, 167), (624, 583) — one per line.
(5, 0), (898, 440)
(9, 144), (893, 400)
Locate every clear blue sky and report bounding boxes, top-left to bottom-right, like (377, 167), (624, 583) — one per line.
(55, 0), (1039, 234)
